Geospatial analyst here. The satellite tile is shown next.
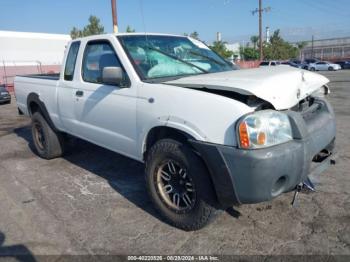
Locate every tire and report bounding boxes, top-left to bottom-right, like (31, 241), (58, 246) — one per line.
(328, 66), (334, 71)
(145, 139), (218, 231)
(31, 111), (65, 159)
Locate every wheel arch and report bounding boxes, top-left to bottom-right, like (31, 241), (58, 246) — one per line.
(142, 126), (197, 161)
(27, 93), (59, 132)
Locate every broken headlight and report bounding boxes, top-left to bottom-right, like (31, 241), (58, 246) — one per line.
(312, 85), (330, 98)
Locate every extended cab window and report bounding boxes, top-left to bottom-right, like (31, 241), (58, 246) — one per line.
(82, 41), (121, 84)
(64, 41), (80, 81)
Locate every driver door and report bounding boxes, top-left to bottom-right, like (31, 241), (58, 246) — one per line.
(74, 40), (138, 158)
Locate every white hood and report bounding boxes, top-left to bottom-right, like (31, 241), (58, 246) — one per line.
(165, 66), (329, 110)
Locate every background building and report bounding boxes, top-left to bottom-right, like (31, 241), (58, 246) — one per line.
(225, 42), (241, 60)
(0, 30), (70, 87)
(301, 36), (350, 61)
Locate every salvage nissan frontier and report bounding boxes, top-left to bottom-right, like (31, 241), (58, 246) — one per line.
(14, 33), (336, 230)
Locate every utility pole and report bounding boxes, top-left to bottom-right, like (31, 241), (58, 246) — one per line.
(252, 0), (270, 60)
(258, 0), (262, 60)
(111, 0), (118, 33)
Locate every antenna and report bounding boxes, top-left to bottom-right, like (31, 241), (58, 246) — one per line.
(139, 0), (147, 34)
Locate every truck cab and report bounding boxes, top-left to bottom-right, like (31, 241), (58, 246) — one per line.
(15, 33), (336, 230)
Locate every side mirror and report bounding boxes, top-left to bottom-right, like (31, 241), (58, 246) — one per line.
(102, 66), (124, 86)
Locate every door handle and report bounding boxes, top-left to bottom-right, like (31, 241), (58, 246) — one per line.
(76, 90), (84, 97)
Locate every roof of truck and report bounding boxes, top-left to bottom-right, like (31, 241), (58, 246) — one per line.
(73, 32), (187, 41)
(116, 32), (184, 36)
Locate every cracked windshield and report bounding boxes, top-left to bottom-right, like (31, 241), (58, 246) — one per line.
(118, 35), (233, 79)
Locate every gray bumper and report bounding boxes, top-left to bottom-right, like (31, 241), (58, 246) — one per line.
(190, 97), (336, 208)
(0, 95), (11, 103)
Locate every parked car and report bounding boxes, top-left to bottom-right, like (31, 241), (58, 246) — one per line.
(335, 61), (350, 69)
(282, 61), (307, 69)
(290, 60), (309, 69)
(308, 61), (341, 71)
(259, 60), (280, 67)
(304, 58), (319, 64)
(300, 62), (310, 70)
(0, 85), (11, 104)
(14, 33), (336, 230)
(302, 58), (320, 69)
(281, 61), (290, 65)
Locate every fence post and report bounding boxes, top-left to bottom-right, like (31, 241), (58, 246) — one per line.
(2, 61), (8, 86)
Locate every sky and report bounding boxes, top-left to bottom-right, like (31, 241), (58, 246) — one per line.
(1, 0), (350, 43)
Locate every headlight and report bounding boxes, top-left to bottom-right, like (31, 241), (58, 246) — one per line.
(237, 110), (292, 149)
(312, 85), (330, 98)
(1, 92), (8, 95)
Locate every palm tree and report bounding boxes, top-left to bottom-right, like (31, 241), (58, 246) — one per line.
(250, 35), (259, 50)
(297, 41), (308, 60)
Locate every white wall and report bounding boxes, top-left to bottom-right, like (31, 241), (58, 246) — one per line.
(225, 42), (241, 60)
(0, 31), (71, 66)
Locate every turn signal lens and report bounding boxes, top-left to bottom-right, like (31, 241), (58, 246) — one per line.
(239, 122), (250, 148)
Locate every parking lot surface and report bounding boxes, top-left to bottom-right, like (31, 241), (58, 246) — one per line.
(0, 70), (349, 256)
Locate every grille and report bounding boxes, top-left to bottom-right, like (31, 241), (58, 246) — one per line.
(291, 96), (323, 121)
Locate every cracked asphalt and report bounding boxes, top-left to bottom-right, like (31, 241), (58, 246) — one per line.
(0, 70), (349, 256)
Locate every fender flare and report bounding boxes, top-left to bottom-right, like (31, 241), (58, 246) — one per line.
(27, 92), (59, 132)
(140, 116), (207, 156)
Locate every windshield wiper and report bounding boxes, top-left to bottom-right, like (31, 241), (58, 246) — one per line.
(147, 46), (209, 74)
(189, 51), (227, 67)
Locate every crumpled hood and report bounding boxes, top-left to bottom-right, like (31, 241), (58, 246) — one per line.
(165, 66), (329, 110)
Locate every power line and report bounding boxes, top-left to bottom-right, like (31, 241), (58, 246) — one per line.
(299, 0), (349, 17)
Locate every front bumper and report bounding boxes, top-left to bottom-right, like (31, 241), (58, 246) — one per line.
(190, 97), (336, 208)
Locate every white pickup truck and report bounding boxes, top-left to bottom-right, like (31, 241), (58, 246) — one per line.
(15, 33), (336, 230)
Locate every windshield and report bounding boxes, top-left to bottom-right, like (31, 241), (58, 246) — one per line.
(117, 35), (233, 81)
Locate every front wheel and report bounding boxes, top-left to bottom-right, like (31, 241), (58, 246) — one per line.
(310, 67), (316, 71)
(145, 139), (218, 231)
(328, 66), (334, 71)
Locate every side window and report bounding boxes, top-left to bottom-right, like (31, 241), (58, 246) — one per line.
(82, 41), (121, 84)
(64, 41), (80, 81)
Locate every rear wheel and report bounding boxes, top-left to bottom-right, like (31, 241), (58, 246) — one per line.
(145, 139), (218, 231)
(31, 112), (65, 159)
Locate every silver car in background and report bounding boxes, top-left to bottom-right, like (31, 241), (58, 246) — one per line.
(308, 61), (342, 71)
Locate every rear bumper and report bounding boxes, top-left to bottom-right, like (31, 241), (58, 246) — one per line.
(190, 97), (336, 208)
(0, 95), (11, 103)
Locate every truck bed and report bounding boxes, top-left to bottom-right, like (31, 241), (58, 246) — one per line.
(15, 74), (60, 117)
(18, 73), (60, 81)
